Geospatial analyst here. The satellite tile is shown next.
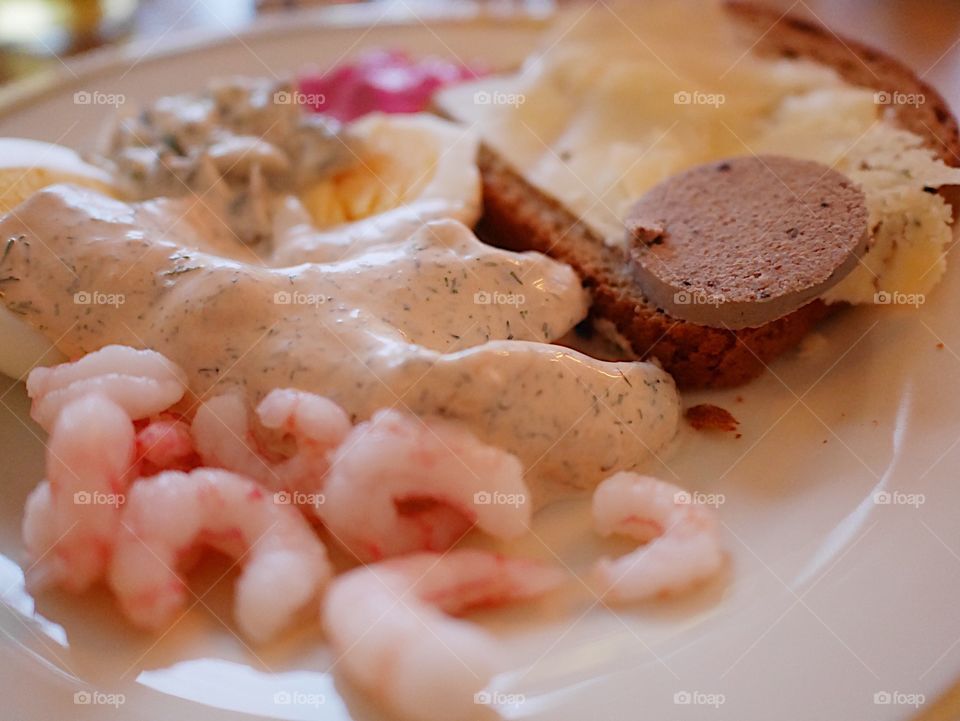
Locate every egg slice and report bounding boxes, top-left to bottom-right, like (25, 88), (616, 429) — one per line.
(0, 138), (117, 381)
(300, 113), (481, 229)
(0, 138), (115, 214)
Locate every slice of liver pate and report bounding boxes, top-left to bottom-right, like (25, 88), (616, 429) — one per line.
(626, 155), (868, 329)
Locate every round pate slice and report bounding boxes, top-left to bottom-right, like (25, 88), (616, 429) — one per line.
(625, 155), (869, 329)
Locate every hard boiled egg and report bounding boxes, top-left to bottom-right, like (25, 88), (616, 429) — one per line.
(300, 113), (481, 229)
(0, 138), (117, 381)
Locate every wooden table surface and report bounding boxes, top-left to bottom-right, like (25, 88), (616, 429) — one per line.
(1, 1), (958, 719)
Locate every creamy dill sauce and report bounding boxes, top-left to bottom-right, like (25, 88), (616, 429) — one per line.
(0, 185), (678, 501)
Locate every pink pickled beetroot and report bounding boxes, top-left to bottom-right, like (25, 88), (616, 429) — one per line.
(298, 49), (486, 121)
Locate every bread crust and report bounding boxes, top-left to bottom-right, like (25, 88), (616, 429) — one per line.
(475, 146), (836, 388)
(472, 1), (959, 388)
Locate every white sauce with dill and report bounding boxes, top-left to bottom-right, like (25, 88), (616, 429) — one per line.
(0, 184), (678, 501)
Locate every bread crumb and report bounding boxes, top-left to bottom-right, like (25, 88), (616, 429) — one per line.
(685, 404), (740, 432)
(937, 342), (945, 349)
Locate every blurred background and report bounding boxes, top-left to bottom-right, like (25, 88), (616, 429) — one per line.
(0, 0), (959, 100)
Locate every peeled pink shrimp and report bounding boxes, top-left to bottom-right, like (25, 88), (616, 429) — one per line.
(318, 409), (531, 561)
(191, 390), (350, 501)
(322, 550), (564, 721)
(591, 473), (724, 602)
(22, 481), (57, 581)
(22, 394), (137, 592)
(135, 416), (199, 475)
(191, 393), (268, 479)
(109, 468), (331, 643)
(255, 388), (351, 494)
(27, 345), (187, 431)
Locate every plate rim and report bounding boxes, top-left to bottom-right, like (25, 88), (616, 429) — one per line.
(0, 1), (550, 120)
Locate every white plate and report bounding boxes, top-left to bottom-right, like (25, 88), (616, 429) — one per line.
(1, 5), (959, 721)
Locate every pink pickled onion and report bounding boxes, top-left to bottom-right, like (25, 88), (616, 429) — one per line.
(298, 49), (486, 122)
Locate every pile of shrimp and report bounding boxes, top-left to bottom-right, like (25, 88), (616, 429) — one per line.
(19, 345), (725, 721)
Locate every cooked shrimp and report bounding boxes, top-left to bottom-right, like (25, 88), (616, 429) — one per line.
(22, 394), (136, 592)
(318, 409), (531, 561)
(322, 550), (564, 721)
(21, 482), (58, 588)
(591, 473), (724, 602)
(109, 468), (331, 643)
(135, 416), (199, 475)
(27, 345), (187, 431)
(191, 389), (350, 501)
(255, 388), (351, 495)
(191, 393), (269, 480)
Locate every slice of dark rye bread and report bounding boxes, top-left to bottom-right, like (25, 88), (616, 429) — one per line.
(462, 0), (960, 389)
